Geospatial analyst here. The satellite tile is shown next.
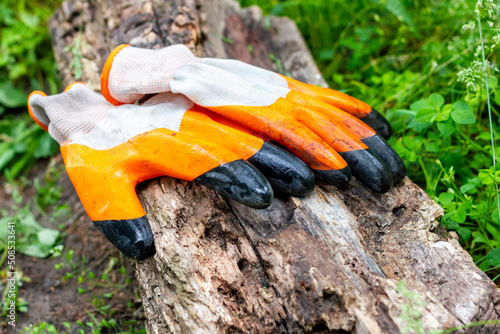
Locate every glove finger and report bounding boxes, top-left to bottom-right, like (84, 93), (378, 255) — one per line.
(134, 129), (273, 209)
(360, 135), (406, 185)
(296, 107), (393, 193)
(287, 91), (406, 185)
(62, 144), (155, 259)
(208, 104), (351, 188)
(27, 91), (50, 131)
(282, 76), (392, 139)
(94, 216), (155, 259)
(194, 159), (272, 208)
(357, 108), (392, 140)
(180, 108), (315, 196)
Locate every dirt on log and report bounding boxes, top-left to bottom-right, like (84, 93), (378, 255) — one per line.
(49, 0), (500, 333)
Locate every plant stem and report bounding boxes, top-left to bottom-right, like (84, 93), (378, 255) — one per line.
(0, 247), (8, 269)
(459, 132), (490, 154)
(477, 16), (500, 224)
(439, 319), (500, 334)
(418, 158), (432, 192)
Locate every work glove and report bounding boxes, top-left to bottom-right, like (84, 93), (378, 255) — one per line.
(27, 83), (315, 259)
(101, 44), (405, 193)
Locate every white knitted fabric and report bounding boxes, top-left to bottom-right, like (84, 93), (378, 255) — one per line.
(108, 45), (200, 104)
(107, 45), (291, 107)
(72, 92), (192, 150)
(201, 58), (289, 92)
(29, 84), (109, 144)
(29, 84), (193, 150)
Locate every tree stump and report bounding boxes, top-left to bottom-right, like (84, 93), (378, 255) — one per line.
(49, 0), (500, 332)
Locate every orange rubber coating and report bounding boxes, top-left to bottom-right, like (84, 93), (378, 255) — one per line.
(61, 128), (241, 221)
(208, 98), (348, 171)
(295, 107), (368, 153)
(286, 91), (377, 140)
(101, 44), (130, 106)
(282, 75), (372, 118)
(179, 109), (263, 160)
(191, 105), (271, 140)
(64, 82), (86, 92)
(27, 91), (49, 132)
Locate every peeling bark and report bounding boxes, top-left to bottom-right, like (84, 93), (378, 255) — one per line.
(49, 0), (500, 333)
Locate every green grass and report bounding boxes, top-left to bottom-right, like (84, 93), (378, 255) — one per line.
(0, 0), (62, 178)
(239, 0), (500, 281)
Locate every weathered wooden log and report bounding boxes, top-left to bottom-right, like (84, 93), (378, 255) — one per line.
(49, 0), (500, 332)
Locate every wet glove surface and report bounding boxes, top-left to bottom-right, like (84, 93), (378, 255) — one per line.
(102, 44), (405, 193)
(28, 83), (315, 259)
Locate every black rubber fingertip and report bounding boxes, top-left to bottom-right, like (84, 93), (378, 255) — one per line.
(359, 108), (393, 139)
(314, 166), (352, 189)
(248, 142), (315, 197)
(94, 216), (155, 260)
(339, 149), (393, 193)
(194, 159), (273, 209)
(361, 135), (406, 185)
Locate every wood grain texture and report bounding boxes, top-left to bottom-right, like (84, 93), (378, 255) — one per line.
(49, 0), (500, 332)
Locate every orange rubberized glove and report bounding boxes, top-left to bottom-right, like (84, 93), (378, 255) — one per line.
(28, 83), (314, 259)
(101, 44), (405, 194)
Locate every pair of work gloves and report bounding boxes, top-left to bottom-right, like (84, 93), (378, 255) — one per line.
(28, 44), (405, 259)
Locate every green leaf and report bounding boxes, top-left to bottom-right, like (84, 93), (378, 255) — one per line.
(443, 218), (459, 230)
(19, 209), (42, 229)
(12, 142), (28, 153)
(492, 207), (500, 225)
(485, 248), (500, 267)
(407, 118), (432, 132)
(438, 192), (454, 205)
(319, 48), (334, 60)
(478, 170), (495, 185)
(435, 104), (452, 122)
(486, 222), (500, 240)
(372, 0), (416, 30)
(17, 244), (51, 258)
(37, 228), (60, 246)
(456, 227), (472, 240)
(451, 203), (468, 223)
(34, 132), (58, 158)
(460, 184), (476, 193)
(460, 201), (473, 210)
(461, 178), (480, 193)
(0, 148), (15, 171)
(437, 119), (456, 136)
(472, 231), (489, 245)
(478, 132), (493, 140)
(429, 93), (444, 108)
(0, 82), (28, 108)
(488, 76), (498, 90)
(415, 108), (437, 123)
(410, 100), (433, 112)
(221, 35), (234, 44)
(425, 141), (439, 152)
(451, 101), (476, 124)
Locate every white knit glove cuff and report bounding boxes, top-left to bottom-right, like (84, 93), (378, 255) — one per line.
(105, 44), (200, 104)
(28, 84), (110, 144)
